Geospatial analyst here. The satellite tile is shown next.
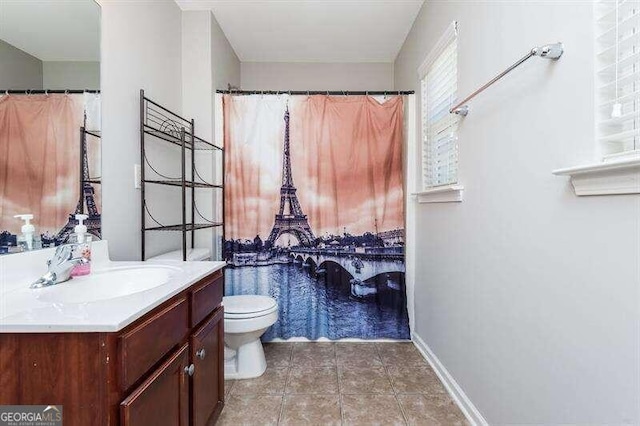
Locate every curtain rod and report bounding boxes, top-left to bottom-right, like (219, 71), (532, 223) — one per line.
(1, 89), (101, 94)
(215, 90), (414, 96)
(449, 42), (563, 116)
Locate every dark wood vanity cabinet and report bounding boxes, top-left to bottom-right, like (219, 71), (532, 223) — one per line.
(0, 268), (225, 426)
(191, 308), (224, 426)
(121, 343), (191, 426)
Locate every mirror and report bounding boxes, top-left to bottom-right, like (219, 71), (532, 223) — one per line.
(0, 0), (101, 255)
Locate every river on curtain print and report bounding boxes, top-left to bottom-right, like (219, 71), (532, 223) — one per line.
(223, 94), (409, 340)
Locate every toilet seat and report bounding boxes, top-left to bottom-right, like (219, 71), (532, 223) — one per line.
(224, 295), (277, 320)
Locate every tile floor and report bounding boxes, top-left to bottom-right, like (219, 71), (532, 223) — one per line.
(219, 342), (468, 426)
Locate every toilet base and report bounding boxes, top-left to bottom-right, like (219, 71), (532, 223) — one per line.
(224, 338), (267, 380)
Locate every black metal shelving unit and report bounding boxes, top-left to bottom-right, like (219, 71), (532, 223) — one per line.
(80, 127), (102, 193)
(140, 89), (224, 261)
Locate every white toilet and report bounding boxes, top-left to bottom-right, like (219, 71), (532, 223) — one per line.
(223, 295), (278, 379)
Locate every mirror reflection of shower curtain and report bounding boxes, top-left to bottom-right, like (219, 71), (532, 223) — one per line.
(0, 94), (101, 241)
(223, 94), (409, 340)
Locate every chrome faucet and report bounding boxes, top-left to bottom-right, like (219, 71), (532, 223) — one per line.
(30, 244), (88, 289)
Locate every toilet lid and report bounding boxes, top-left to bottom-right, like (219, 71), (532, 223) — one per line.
(223, 295), (277, 315)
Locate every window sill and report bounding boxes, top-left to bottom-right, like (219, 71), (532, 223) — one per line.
(553, 158), (640, 196)
(412, 184), (464, 203)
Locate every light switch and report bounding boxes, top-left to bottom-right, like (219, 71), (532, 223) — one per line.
(134, 164), (142, 189)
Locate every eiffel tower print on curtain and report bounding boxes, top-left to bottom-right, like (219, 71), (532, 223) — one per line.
(266, 107), (315, 246)
(54, 126), (101, 244)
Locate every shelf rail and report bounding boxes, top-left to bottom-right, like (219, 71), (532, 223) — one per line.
(450, 42), (564, 117)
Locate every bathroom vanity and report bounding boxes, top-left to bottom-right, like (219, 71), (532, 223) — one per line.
(0, 242), (226, 426)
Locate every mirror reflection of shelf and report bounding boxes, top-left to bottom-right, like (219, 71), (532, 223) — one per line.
(144, 223), (224, 232)
(143, 180), (222, 189)
(81, 127), (101, 187)
(84, 129), (101, 139)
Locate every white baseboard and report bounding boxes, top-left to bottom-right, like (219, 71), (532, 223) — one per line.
(412, 333), (488, 426)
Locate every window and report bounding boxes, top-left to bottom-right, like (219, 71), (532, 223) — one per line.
(596, 1), (640, 160)
(553, 3), (640, 196)
(419, 21), (460, 190)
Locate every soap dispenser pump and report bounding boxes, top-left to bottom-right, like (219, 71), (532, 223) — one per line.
(14, 214), (35, 251)
(70, 214), (92, 277)
(74, 214), (88, 243)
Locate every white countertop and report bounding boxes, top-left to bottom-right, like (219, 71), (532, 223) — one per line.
(0, 241), (225, 333)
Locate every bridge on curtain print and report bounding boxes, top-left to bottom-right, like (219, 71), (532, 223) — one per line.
(288, 248), (405, 298)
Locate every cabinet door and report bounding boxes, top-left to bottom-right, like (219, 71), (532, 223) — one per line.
(191, 307), (224, 426)
(121, 344), (190, 426)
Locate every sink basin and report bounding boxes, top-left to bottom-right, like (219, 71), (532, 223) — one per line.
(36, 265), (180, 304)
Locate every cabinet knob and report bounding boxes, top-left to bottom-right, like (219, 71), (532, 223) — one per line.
(196, 348), (206, 360)
(184, 364), (195, 376)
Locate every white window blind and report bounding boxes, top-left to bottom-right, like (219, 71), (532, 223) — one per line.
(419, 21), (459, 189)
(596, 0), (640, 159)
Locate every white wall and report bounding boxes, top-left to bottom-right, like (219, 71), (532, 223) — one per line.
(211, 12), (240, 93)
(101, 0), (183, 260)
(182, 11), (214, 141)
(209, 11), (239, 259)
(182, 10), (240, 141)
(0, 39), (42, 89)
(395, 1), (640, 424)
(241, 62), (393, 91)
(182, 10), (239, 258)
(42, 61), (100, 90)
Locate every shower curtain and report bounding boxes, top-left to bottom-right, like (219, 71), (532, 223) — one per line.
(0, 93), (101, 243)
(224, 94), (409, 340)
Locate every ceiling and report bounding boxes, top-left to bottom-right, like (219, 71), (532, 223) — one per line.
(176, 0), (424, 63)
(0, 0), (100, 62)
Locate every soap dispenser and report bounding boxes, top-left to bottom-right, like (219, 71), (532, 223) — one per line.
(70, 214), (92, 277)
(14, 214), (35, 251)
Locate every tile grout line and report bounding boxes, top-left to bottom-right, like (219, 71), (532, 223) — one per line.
(393, 386), (410, 425)
(276, 370), (288, 425)
(376, 343), (410, 426)
(277, 344), (295, 425)
(225, 379), (235, 399)
(334, 344), (346, 426)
